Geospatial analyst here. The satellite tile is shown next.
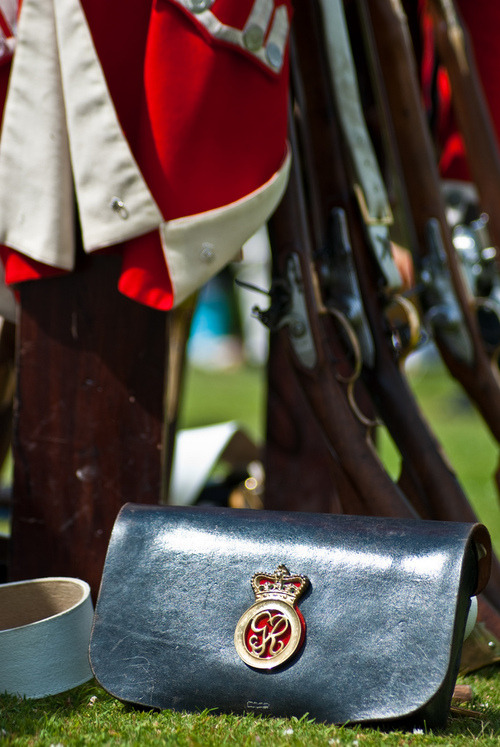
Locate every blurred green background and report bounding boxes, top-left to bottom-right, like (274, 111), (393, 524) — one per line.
(2, 345), (499, 559)
(179, 350), (500, 557)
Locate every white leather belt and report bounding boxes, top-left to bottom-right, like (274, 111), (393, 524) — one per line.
(318, 0), (401, 291)
(0, 577), (94, 698)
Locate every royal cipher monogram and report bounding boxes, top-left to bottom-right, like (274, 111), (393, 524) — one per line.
(247, 609), (291, 657)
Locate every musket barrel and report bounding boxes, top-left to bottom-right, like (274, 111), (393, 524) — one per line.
(366, 0), (500, 443)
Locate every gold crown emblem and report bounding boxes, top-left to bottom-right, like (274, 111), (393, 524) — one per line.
(251, 565), (309, 607)
(235, 564), (310, 670)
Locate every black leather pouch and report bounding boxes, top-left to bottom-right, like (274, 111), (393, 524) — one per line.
(89, 504), (490, 728)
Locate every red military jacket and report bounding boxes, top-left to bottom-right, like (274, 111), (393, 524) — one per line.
(0, 0), (292, 309)
(422, 0), (500, 181)
(0, 0), (16, 320)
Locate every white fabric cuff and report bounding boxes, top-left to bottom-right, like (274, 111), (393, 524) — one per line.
(161, 146), (291, 307)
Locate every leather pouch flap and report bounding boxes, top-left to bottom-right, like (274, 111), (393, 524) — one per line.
(90, 504), (486, 727)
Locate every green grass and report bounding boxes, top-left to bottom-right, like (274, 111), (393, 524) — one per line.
(178, 363), (267, 444)
(1, 674), (500, 746)
(0, 449), (12, 534)
(3, 355), (500, 744)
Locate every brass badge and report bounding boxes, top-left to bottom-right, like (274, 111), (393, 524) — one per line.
(234, 565), (309, 670)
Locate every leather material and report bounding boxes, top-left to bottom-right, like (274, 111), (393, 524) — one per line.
(90, 504), (487, 727)
(0, 577), (94, 698)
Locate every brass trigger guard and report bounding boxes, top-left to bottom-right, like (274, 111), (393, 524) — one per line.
(327, 307), (380, 430)
(327, 307), (362, 385)
(388, 294), (421, 357)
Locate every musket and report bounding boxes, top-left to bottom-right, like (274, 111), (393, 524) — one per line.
(426, 0), (500, 249)
(364, 0), (500, 489)
(350, 0), (500, 640)
(263, 101), (417, 521)
(424, 0), (500, 357)
(292, 0), (443, 517)
(268, 0), (500, 649)
(264, 300), (367, 516)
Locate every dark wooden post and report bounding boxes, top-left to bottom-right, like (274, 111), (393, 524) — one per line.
(9, 250), (167, 597)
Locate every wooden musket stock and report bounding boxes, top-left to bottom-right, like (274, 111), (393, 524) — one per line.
(283, 0), (500, 634)
(365, 0), (500, 450)
(426, 0), (500, 251)
(266, 99), (417, 520)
